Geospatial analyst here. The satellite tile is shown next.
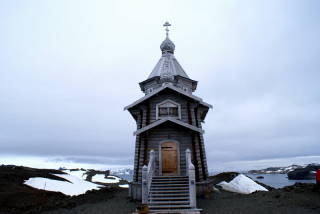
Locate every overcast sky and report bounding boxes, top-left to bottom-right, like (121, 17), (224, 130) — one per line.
(0, 0), (319, 171)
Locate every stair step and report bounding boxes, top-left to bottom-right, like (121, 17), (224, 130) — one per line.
(149, 197), (189, 201)
(153, 176), (187, 178)
(152, 180), (189, 184)
(153, 177), (188, 180)
(152, 180), (188, 183)
(153, 176), (188, 180)
(150, 189), (189, 193)
(149, 201), (189, 205)
(149, 205), (192, 210)
(148, 209), (202, 214)
(153, 176), (188, 178)
(152, 183), (188, 187)
(150, 193), (189, 197)
(151, 187), (189, 190)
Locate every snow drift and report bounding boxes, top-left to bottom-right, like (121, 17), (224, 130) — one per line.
(217, 174), (268, 194)
(24, 173), (102, 196)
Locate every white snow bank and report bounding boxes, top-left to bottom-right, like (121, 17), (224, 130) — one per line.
(91, 175), (121, 183)
(217, 174), (268, 194)
(62, 170), (86, 180)
(24, 173), (102, 196)
(119, 184), (129, 188)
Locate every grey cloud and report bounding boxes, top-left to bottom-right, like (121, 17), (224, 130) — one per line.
(0, 0), (319, 170)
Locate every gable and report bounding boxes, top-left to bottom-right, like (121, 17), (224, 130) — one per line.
(124, 84), (212, 111)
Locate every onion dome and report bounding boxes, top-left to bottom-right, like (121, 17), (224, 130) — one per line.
(160, 37), (175, 54)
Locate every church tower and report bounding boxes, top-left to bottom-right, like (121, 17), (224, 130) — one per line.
(125, 22), (212, 211)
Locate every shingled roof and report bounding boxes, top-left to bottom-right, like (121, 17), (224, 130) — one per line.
(147, 52), (189, 79)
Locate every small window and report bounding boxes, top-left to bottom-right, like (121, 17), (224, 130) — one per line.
(146, 88), (153, 94)
(183, 87), (188, 92)
(156, 100), (181, 119)
(168, 107), (178, 116)
(159, 107), (169, 116)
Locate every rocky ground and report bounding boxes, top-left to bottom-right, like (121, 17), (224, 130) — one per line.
(0, 165), (134, 214)
(199, 183), (320, 214)
(0, 166), (319, 214)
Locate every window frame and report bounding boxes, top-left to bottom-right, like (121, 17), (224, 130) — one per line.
(156, 99), (181, 120)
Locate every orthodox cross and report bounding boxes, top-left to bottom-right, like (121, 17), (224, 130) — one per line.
(163, 21), (171, 37)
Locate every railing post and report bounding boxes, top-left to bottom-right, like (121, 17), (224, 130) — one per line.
(142, 149), (155, 205)
(186, 149), (196, 208)
(147, 150), (155, 191)
(186, 149), (190, 175)
(141, 165), (148, 204)
(149, 150), (155, 172)
(189, 162), (196, 208)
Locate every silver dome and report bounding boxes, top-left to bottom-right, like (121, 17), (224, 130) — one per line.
(160, 37), (175, 54)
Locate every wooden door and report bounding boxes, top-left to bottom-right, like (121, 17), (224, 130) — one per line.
(161, 142), (178, 175)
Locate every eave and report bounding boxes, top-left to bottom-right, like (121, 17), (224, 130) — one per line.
(174, 75), (198, 91)
(134, 118), (204, 136)
(138, 76), (160, 91)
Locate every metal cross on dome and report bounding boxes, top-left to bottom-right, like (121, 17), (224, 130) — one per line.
(163, 21), (171, 37)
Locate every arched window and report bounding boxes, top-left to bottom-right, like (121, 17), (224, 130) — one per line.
(156, 100), (181, 120)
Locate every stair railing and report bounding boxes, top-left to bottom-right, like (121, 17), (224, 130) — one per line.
(186, 149), (196, 208)
(142, 149), (155, 204)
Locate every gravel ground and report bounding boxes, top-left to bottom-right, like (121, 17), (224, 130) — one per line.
(39, 184), (320, 214)
(199, 183), (320, 214)
(40, 188), (138, 214)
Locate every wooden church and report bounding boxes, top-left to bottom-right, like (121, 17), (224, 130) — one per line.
(125, 22), (212, 213)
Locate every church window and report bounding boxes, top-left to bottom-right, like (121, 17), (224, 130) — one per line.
(156, 100), (181, 119)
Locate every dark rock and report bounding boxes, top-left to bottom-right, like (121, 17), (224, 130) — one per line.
(0, 165), (123, 214)
(287, 164), (320, 180)
(256, 176), (264, 179)
(84, 169), (110, 182)
(274, 193), (281, 199)
(0, 165), (71, 214)
(248, 165), (302, 174)
(208, 172), (239, 185)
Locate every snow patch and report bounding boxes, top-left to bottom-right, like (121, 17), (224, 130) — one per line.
(217, 174), (268, 194)
(24, 173), (102, 196)
(119, 184), (129, 188)
(91, 175), (120, 183)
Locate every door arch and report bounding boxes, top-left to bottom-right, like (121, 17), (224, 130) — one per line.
(159, 141), (180, 175)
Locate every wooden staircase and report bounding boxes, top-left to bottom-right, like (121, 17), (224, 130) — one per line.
(147, 175), (201, 214)
(148, 176), (191, 211)
(136, 149), (200, 214)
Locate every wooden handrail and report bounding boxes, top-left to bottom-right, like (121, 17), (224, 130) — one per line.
(142, 150), (155, 204)
(186, 149), (196, 208)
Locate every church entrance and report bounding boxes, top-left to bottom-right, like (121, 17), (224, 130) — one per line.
(161, 141), (179, 175)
